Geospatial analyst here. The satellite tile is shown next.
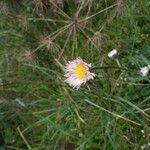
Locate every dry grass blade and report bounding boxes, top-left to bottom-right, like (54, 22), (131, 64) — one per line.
(79, 3), (118, 23)
(20, 50), (37, 64)
(77, 25), (99, 51)
(82, 0), (93, 28)
(17, 126), (32, 150)
(58, 25), (74, 60)
(33, 0), (48, 11)
(74, 108), (87, 125)
(115, 97), (150, 121)
(85, 99), (141, 126)
(88, 31), (109, 49)
(116, 0), (126, 17)
(32, 23), (73, 53)
(143, 107), (150, 112)
(28, 17), (69, 23)
(39, 37), (61, 56)
(17, 14), (28, 30)
(75, 0), (86, 18)
(74, 0), (93, 29)
(54, 58), (64, 71)
(110, 78), (150, 86)
(49, 0), (70, 19)
(72, 24), (78, 56)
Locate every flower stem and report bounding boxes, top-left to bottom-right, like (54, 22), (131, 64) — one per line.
(92, 66), (127, 71)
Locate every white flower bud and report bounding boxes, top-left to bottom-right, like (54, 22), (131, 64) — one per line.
(141, 130), (144, 134)
(140, 66), (150, 77)
(108, 49), (117, 59)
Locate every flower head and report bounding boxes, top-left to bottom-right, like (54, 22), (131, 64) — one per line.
(108, 49), (117, 59)
(64, 57), (95, 89)
(140, 65), (150, 77)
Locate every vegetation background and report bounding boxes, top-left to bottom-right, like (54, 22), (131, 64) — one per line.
(0, 0), (150, 149)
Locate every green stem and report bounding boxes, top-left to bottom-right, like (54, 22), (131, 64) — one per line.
(92, 66), (127, 71)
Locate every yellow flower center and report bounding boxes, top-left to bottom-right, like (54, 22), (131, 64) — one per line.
(75, 63), (87, 79)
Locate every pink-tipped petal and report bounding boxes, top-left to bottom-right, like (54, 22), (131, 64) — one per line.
(64, 57), (95, 89)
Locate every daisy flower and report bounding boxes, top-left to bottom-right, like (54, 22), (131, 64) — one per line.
(64, 57), (95, 89)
